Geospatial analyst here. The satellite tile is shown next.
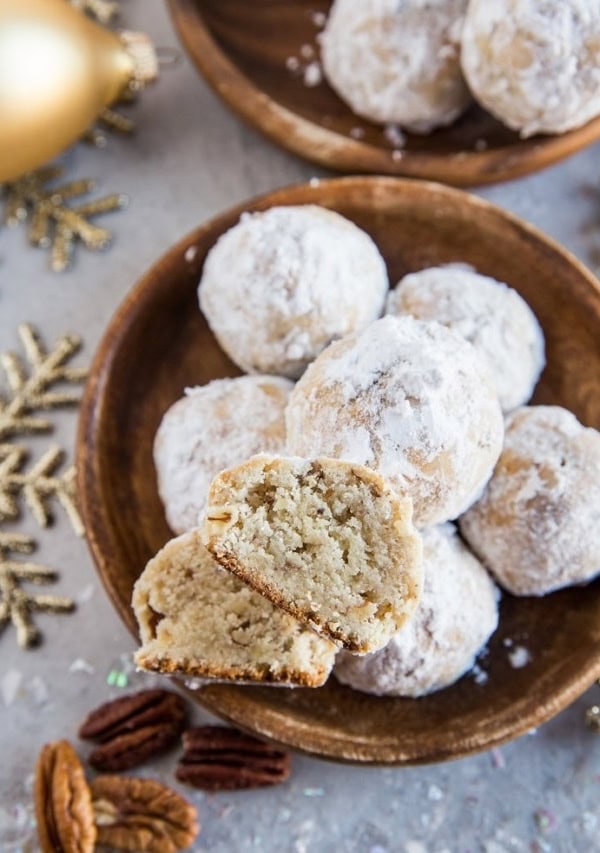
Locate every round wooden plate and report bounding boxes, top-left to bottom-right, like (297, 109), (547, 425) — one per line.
(77, 177), (600, 764)
(167, 0), (600, 187)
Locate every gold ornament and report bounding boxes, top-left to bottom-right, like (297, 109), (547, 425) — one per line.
(0, 532), (74, 649)
(3, 166), (126, 271)
(0, 444), (83, 535)
(0, 324), (87, 440)
(0, 0), (157, 182)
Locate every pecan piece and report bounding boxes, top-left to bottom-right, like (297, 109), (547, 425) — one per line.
(34, 739), (96, 853)
(91, 774), (199, 853)
(79, 689), (186, 771)
(176, 725), (291, 791)
(79, 689), (185, 742)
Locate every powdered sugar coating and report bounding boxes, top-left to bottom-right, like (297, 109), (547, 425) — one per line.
(198, 205), (388, 379)
(460, 406), (600, 595)
(461, 0), (600, 138)
(386, 266), (545, 412)
(285, 315), (504, 526)
(321, 0), (471, 133)
(334, 524), (499, 697)
(154, 376), (292, 534)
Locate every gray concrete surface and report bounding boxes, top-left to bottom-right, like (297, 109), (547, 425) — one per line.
(1, 2), (600, 851)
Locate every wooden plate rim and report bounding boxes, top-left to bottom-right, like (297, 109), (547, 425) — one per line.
(166, 0), (600, 187)
(77, 175), (600, 764)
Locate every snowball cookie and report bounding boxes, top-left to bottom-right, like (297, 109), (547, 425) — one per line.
(203, 455), (423, 655)
(320, 0), (471, 133)
(133, 530), (336, 687)
(286, 315), (504, 526)
(154, 376), (292, 534)
(335, 524), (499, 697)
(461, 0), (600, 138)
(198, 205), (388, 379)
(386, 265), (545, 412)
(460, 406), (600, 596)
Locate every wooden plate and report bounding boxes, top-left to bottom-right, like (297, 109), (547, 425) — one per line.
(77, 177), (600, 764)
(167, 0), (600, 187)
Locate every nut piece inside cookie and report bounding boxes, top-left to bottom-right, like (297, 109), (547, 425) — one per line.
(203, 455), (423, 654)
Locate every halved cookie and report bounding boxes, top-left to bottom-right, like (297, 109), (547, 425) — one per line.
(132, 530), (336, 687)
(203, 455), (423, 654)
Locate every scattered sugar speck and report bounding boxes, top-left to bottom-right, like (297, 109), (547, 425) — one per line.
(508, 645), (531, 669)
(311, 11), (327, 27)
(69, 658), (95, 675)
(286, 56), (300, 72)
(184, 246), (198, 263)
(77, 583), (95, 604)
(392, 150), (404, 162)
(303, 787), (324, 797)
(384, 124), (406, 148)
(491, 746), (506, 769)
(2, 669), (23, 707)
(29, 675), (49, 707)
(580, 811), (598, 834)
(503, 637), (513, 647)
(300, 43), (315, 60)
(350, 127), (366, 140)
(309, 177), (320, 188)
(428, 784), (444, 801)
(405, 840), (427, 853)
(472, 662), (489, 685)
(303, 61), (323, 87)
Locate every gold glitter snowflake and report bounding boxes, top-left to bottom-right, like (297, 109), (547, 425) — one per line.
(0, 324), (87, 441)
(0, 533), (74, 649)
(3, 166), (127, 272)
(0, 445), (83, 535)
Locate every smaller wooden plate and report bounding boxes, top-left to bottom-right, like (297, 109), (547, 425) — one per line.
(78, 176), (600, 764)
(167, 0), (600, 187)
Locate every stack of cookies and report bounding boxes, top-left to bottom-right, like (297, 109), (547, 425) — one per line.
(133, 204), (600, 699)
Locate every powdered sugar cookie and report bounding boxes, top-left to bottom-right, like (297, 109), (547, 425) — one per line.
(321, 0), (471, 132)
(286, 315), (504, 526)
(133, 530), (336, 687)
(460, 406), (600, 595)
(386, 265), (545, 411)
(198, 205), (388, 378)
(334, 524), (499, 697)
(203, 454), (423, 654)
(154, 376), (292, 534)
(461, 0), (600, 138)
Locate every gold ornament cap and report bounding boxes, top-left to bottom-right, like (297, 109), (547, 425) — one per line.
(118, 30), (158, 90)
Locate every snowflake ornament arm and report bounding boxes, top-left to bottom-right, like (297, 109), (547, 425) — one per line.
(0, 324), (87, 440)
(0, 444), (83, 535)
(0, 533), (74, 648)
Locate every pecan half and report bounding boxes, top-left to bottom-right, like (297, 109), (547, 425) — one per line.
(79, 689), (186, 771)
(176, 726), (291, 791)
(79, 689), (185, 742)
(91, 774), (199, 853)
(34, 739), (96, 853)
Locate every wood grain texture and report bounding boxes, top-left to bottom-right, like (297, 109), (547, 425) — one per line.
(167, 0), (600, 187)
(77, 176), (600, 765)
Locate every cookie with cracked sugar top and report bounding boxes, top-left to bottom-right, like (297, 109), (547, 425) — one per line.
(285, 315), (504, 527)
(202, 455), (423, 655)
(133, 530), (336, 688)
(461, 0), (600, 138)
(321, 0), (471, 132)
(386, 265), (545, 412)
(335, 524), (499, 697)
(154, 376), (292, 534)
(198, 205), (388, 379)
(460, 406), (600, 596)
